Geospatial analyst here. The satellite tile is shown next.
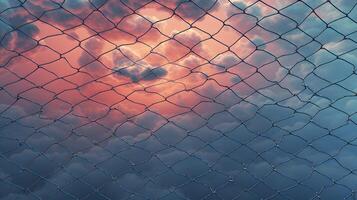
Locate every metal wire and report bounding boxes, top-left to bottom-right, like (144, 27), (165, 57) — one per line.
(1, 0), (357, 199)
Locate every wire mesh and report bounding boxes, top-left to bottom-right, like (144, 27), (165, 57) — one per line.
(1, 0), (357, 199)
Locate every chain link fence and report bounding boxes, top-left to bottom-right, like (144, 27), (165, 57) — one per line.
(1, 0), (357, 199)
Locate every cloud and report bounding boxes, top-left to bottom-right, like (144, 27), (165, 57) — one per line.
(1, 1), (357, 200)
(40, 9), (82, 30)
(258, 14), (297, 35)
(0, 10), (39, 53)
(1, 95), (357, 200)
(78, 37), (105, 66)
(117, 14), (151, 37)
(114, 65), (167, 82)
(98, 0), (133, 23)
(1, 30), (38, 53)
(121, 0), (152, 10)
(0, 7), (36, 28)
(111, 50), (168, 82)
(175, 0), (218, 21)
(20, 0), (60, 18)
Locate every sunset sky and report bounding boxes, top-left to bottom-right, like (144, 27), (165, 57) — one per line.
(1, 0), (357, 199)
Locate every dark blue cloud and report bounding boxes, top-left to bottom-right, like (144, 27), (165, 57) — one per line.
(0, 7), (36, 28)
(40, 9), (82, 29)
(175, 0), (218, 21)
(89, 0), (107, 8)
(0, 4), (40, 53)
(1, 29), (38, 53)
(114, 66), (167, 82)
(0, 1), (21, 13)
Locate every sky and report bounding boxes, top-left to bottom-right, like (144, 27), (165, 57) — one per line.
(1, 0), (357, 199)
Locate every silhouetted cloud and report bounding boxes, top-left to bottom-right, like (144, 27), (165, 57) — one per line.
(114, 65), (167, 82)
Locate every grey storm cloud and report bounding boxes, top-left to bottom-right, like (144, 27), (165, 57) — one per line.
(114, 67), (167, 82)
(0, 27), (39, 53)
(175, 0), (218, 21)
(0, 5), (39, 53)
(1, 97), (357, 200)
